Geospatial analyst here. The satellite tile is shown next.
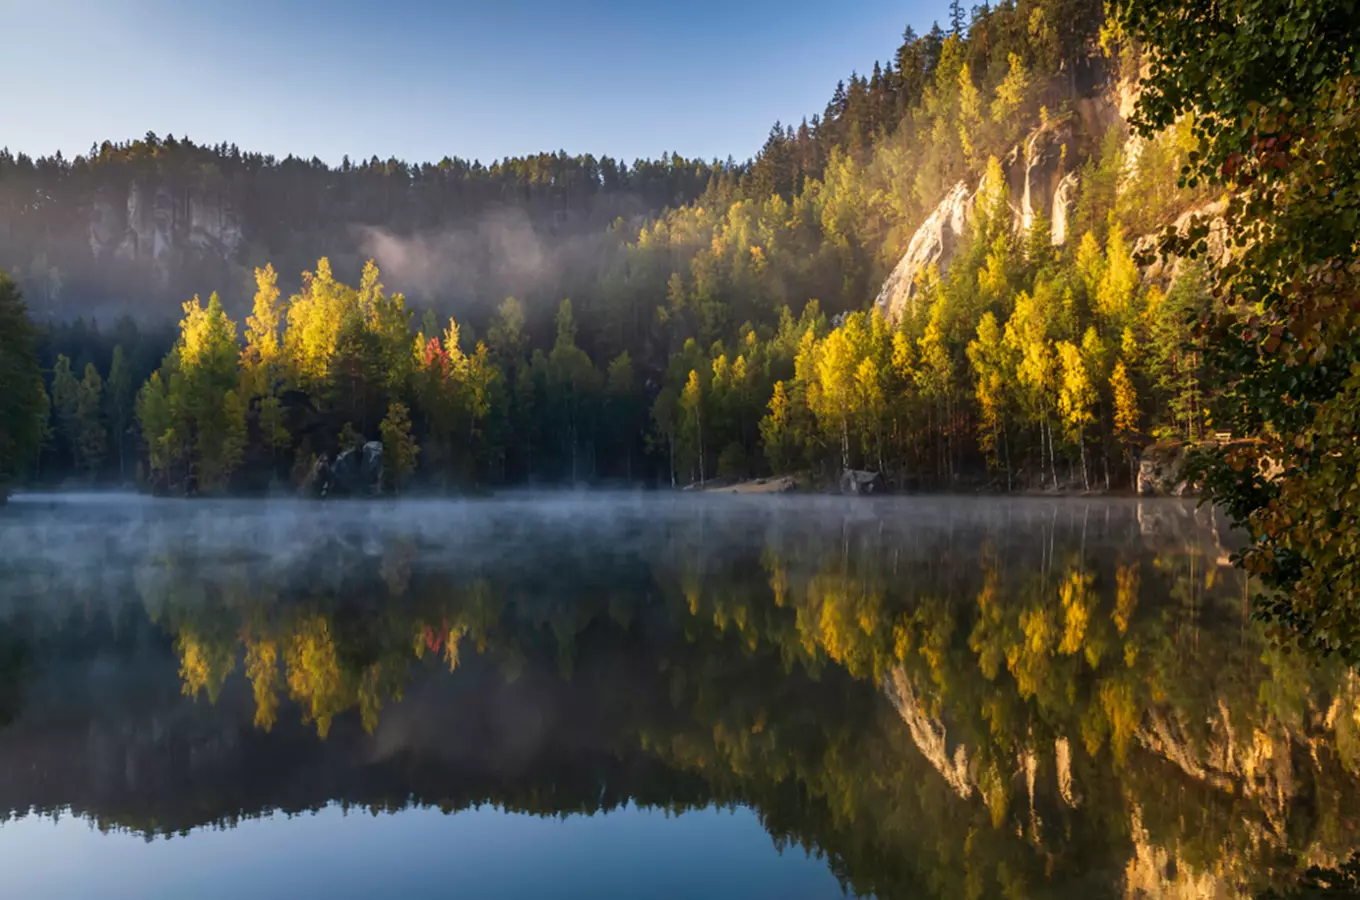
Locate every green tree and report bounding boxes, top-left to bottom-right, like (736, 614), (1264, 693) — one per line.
(604, 352), (640, 481)
(75, 362), (106, 477)
(679, 369), (706, 484)
(968, 312), (1014, 484)
(141, 293), (245, 494)
(106, 345), (134, 481)
(760, 380), (796, 474)
(546, 300), (600, 483)
(380, 401), (419, 493)
(51, 353), (80, 470)
(0, 273), (45, 500)
(32, 379), (53, 479)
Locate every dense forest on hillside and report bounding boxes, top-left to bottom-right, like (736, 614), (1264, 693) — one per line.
(2, 0), (1229, 497)
(0, 141), (729, 322)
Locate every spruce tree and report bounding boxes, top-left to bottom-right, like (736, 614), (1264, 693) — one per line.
(0, 272), (45, 500)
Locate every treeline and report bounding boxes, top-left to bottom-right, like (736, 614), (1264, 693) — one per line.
(0, 136), (731, 321)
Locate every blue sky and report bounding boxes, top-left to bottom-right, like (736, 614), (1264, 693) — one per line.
(4, 0), (952, 166)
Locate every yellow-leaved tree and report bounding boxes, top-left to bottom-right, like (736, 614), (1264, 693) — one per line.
(1110, 360), (1140, 487)
(1056, 339), (1095, 491)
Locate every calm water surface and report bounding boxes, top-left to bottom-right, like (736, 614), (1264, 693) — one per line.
(0, 494), (1357, 899)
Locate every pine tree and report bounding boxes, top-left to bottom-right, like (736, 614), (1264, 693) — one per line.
(51, 354), (80, 470)
(605, 352), (639, 481)
(106, 345), (133, 481)
(547, 300), (599, 483)
(949, 0), (966, 36)
(0, 272), (45, 499)
(136, 371), (180, 489)
(76, 362), (106, 477)
(33, 380), (53, 479)
(760, 380), (795, 474)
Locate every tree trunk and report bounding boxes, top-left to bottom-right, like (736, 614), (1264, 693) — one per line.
(1002, 425), (1012, 492)
(1079, 425), (1089, 492)
(840, 416), (850, 473)
(1048, 418), (1058, 488)
(697, 416), (705, 486)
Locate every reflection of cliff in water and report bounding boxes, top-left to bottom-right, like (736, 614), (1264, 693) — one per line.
(0, 495), (1357, 899)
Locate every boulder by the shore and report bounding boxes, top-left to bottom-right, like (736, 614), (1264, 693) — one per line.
(302, 442), (384, 497)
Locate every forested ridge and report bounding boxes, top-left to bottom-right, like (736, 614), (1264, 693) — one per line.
(3, 0), (1219, 496)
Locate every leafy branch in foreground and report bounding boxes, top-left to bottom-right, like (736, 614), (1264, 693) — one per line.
(1118, 0), (1360, 655)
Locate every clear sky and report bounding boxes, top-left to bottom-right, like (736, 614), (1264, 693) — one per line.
(4, 0), (952, 167)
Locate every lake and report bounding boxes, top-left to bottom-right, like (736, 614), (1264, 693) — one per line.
(0, 494), (1356, 899)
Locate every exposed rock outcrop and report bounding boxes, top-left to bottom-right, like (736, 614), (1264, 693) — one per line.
(1134, 199), (1230, 284)
(875, 120), (1080, 322)
(87, 181), (244, 292)
(1020, 122), (1078, 235)
(302, 442), (384, 497)
(874, 181), (974, 322)
(840, 469), (885, 495)
(1051, 171), (1079, 246)
(1137, 443), (1197, 497)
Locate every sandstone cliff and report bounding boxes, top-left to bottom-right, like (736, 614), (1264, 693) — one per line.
(87, 180), (246, 291)
(874, 115), (1095, 322)
(873, 76), (1212, 324)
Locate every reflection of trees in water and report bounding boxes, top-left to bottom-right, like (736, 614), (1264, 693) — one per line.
(1, 499), (1359, 898)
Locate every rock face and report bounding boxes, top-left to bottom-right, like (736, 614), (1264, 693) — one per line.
(88, 181), (244, 292)
(874, 181), (974, 322)
(1050, 171), (1080, 247)
(875, 120), (1080, 323)
(1019, 122), (1078, 236)
(1133, 199), (1230, 284)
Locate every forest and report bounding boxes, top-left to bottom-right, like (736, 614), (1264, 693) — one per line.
(1, 0), (1215, 497)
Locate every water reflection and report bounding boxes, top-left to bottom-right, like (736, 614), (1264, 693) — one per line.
(1, 495), (1357, 898)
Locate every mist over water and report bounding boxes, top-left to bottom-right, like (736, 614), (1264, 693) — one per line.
(0, 494), (1354, 899)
